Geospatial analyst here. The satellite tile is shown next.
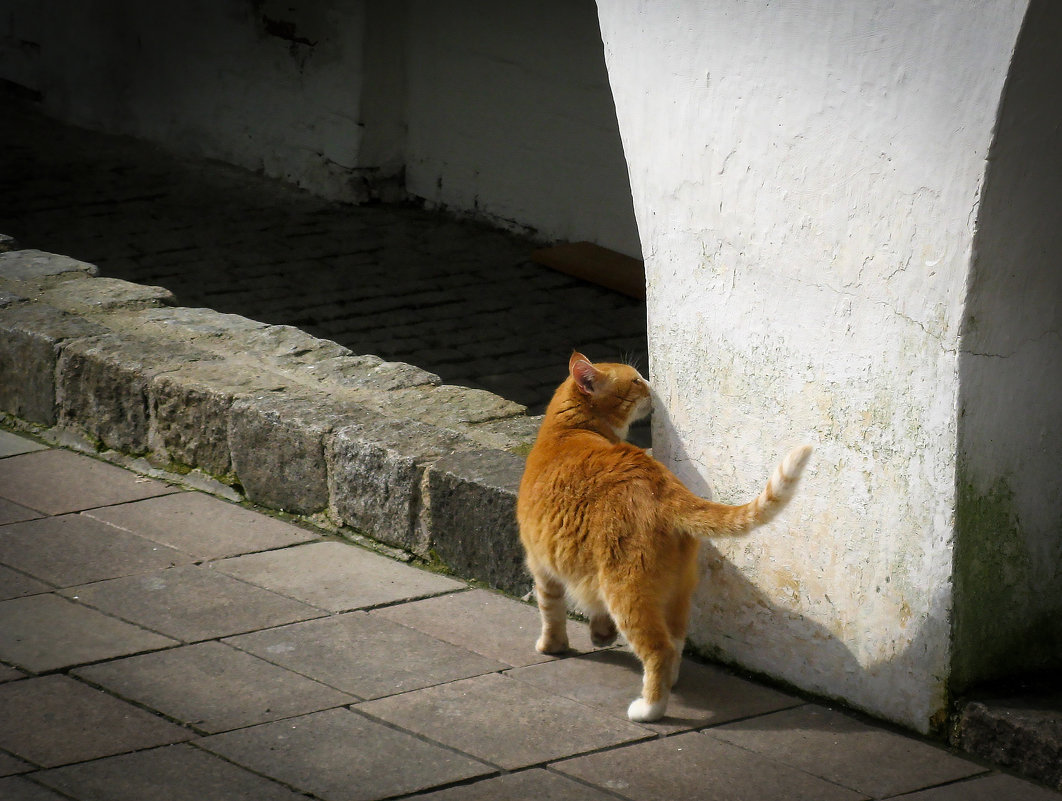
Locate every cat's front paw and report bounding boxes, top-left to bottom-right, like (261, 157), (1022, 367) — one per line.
(535, 634), (569, 655)
(627, 697), (667, 722)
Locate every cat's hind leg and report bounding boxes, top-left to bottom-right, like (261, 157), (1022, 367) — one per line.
(608, 593), (677, 722)
(663, 549), (700, 687)
(529, 564), (569, 654)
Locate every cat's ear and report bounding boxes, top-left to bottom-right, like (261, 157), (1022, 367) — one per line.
(569, 352), (600, 395)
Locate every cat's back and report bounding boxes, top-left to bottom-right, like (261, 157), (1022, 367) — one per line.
(520, 427), (663, 513)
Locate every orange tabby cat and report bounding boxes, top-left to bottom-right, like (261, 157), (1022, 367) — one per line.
(517, 352), (811, 722)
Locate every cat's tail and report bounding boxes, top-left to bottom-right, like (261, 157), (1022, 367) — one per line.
(676, 444), (813, 538)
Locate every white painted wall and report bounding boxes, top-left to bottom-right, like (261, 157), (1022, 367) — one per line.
(596, 0), (1028, 731)
(0, 0), (640, 253)
(404, 0), (640, 256)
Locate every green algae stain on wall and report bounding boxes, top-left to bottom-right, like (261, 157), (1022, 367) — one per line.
(952, 469), (1036, 691)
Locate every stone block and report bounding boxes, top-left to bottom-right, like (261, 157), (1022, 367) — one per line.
(371, 384), (526, 434)
(228, 390), (377, 515)
(468, 413), (542, 453)
(328, 417), (477, 553)
(424, 449), (529, 594)
(954, 696), (1062, 791)
(148, 359), (285, 476)
(56, 333), (212, 454)
(39, 274), (176, 313)
(242, 324), (352, 364)
(0, 304), (107, 424)
(298, 353), (440, 392)
(130, 306), (269, 341)
(0, 249), (97, 280)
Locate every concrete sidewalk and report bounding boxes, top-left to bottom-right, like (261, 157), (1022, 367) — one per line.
(1, 429), (1058, 801)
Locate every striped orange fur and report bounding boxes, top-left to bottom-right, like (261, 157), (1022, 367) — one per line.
(516, 352), (811, 722)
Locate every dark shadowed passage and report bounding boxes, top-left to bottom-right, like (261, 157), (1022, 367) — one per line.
(0, 100), (648, 420)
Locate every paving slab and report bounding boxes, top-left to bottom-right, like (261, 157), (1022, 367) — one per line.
(0, 498), (43, 526)
(507, 648), (802, 733)
(74, 641), (355, 734)
(0, 513), (192, 587)
(896, 772), (1062, 800)
(0, 593), (176, 671)
(710, 704), (984, 799)
(0, 675), (191, 768)
(0, 430), (46, 458)
(374, 588), (602, 666)
(60, 565), (324, 642)
(0, 663), (27, 682)
(34, 744), (308, 801)
(84, 491), (319, 559)
(0, 751), (32, 777)
(224, 611), (504, 700)
(356, 672), (651, 770)
(0, 449), (177, 514)
(554, 730), (867, 801)
(199, 707), (494, 801)
(0, 777), (68, 801)
(209, 540), (464, 612)
(407, 768), (620, 800)
(0, 564), (51, 600)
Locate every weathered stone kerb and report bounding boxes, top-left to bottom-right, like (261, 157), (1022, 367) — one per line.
(0, 247), (537, 595)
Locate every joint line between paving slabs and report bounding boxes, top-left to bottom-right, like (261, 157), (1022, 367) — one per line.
(540, 764), (639, 801)
(347, 702), (507, 774)
(181, 739), (337, 801)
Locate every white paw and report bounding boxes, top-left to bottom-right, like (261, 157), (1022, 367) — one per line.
(627, 697), (667, 722)
(535, 635), (568, 655)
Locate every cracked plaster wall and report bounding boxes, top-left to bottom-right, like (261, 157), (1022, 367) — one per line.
(596, 0), (1029, 732)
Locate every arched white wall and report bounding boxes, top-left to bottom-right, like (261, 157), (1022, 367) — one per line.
(596, 0), (1027, 731)
(955, 0), (1062, 691)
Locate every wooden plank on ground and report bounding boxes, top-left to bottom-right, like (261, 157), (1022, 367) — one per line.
(531, 241), (645, 300)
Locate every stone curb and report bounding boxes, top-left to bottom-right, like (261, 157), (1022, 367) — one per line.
(952, 689), (1062, 791)
(0, 246), (537, 596)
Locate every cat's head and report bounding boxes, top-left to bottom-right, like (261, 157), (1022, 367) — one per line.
(568, 351), (652, 439)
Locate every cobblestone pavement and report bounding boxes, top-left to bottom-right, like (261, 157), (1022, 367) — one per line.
(0, 100), (648, 421)
(5, 429), (1060, 801)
